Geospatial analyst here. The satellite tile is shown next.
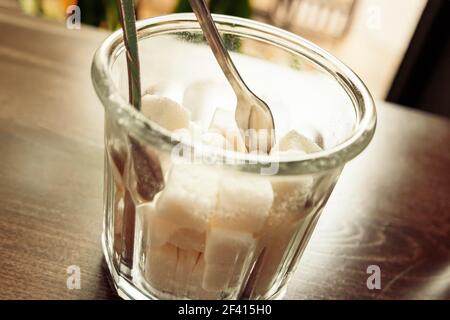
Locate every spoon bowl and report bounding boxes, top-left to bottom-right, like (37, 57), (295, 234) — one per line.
(188, 0), (276, 153)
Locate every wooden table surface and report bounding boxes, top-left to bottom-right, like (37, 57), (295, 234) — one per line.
(0, 7), (449, 300)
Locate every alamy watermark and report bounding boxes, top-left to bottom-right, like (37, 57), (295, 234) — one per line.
(365, 5), (382, 31)
(366, 265), (381, 290)
(170, 128), (280, 175)
(66, 5), (81, 30)
(66, 265), (81, 290)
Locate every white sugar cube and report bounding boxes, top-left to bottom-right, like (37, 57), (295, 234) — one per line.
(169, 228), (206, 252)
(212, 174), (273, 233)
(155, 165), (219, 233)
(203, 228), (255, 291)
(183, 80), (235, 128)
(268, 130), (321, 226)
(141, 199), (206, 252)
(202, 262), (234, 292)
(141, 94), (190, 132)
(175, 121), (203, 141)
(200, 131), (228, 150)
(188, 121), (203, 140)
(204, 228), (255, 264)
(209, 108), (236, 134)
(144, 243), (177, 293)
(187, 254), (219, 299)
(174, 249), (200, 296)
(144, 204), (177, 247)
(272, 129), (322, 153)
(188, 254), (204, 292)
(182, 123), (228, 151)
(144, 82), (184, 105)
(269, 175), (314, 226)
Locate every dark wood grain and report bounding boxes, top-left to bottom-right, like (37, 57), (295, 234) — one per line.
(0, 7), (449, 300)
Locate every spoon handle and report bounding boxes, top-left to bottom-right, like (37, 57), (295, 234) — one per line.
(117, 0), (141, 111)
(188, 0), (249, 97)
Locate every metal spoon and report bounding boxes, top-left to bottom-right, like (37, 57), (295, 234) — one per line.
(188, 0), (275, 153)
(116, 0), (141, 111)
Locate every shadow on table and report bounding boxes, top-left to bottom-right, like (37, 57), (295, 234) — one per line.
(99, 259), (121, 300)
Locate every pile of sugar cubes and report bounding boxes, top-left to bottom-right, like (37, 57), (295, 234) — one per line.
(136, 89), (322, 299)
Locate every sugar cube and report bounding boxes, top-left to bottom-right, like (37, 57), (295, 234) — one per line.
(203, 228), (255, 291)
(144, 243), (177, 293)
(169, 228), (206, 253)
(141, 202), (206, 252)
(182, 80), (235, 128)
(144, 82), (184, 104)
(272, 129), (322, 153)
(187, 254), (219, 299)
(269, 175), (314, 226)
(144, 203), (177, 247)
(155, 165), (219, 233)
(141, 94), (190, 132)
(174, 249), (200, 296)
(212, 174), (273, 233)
(268, 130), (321, 226)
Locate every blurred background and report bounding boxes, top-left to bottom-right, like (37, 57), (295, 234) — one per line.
(11, 0), (450, 117)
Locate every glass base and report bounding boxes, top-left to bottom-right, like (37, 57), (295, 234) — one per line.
(102, 232), (287, 300)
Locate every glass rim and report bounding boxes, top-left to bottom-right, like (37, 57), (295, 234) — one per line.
(91, 13), (377, 175)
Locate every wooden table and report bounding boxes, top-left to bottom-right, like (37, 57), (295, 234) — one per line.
(0, 7), (449, 300)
